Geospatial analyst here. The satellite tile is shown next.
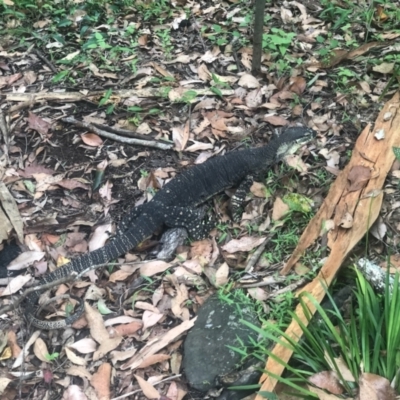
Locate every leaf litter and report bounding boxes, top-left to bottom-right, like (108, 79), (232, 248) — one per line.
(0, 0), (400, 398)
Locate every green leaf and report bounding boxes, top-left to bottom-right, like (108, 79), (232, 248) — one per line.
(52, 70), (69, 83)
(98, 299), (113, 315)
(128, 106), (144, 112)
(282, 193), (313, 213)
(45, 352), (60, 361)
(23, 180), (35, 194)
(393, 147), (400, 162)
(210, 87), (223, 98)
(99, 89), (112, 107)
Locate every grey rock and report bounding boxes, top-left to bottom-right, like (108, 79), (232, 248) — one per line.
(183, 295), (260, 392)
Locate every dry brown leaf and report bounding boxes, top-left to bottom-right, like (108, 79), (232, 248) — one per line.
(140, 260), (170, 277)
(272, 197), (290, 221)
(193, 98), (216, 111)
(110, 348), (137, 364)
(68, 338), (97, 354)
(214, 262), (229, 287)
(148, 62), (173, 78)
(7, 331), (21, 358)
(58, 179), (90, 191)
(357, 373), (396, 400)
(84, 303), (122, 360)
(33, 337), (50, 363)
(109, 269), (134, 282)
(7, 251), (45, 270)
(171, 283), (188, 318)
(308, 371), (344, 395)
(247, 287), (268, 301)
(197, 63), (211, 81)
(289, 76), (306, 95)
(65, 347), (86, 366)
(89, 223), (113, 251)
(347, 166), (371, 192)
(142, 310), (164, 331)
(65, 365), (92, 380)
(250, 181), (268, 197)
(263, 115), (289, 126)
(61, 385), (87, 400)
(0, 275), (31, 296)
(245, 88), (263, 108)
(136, 354), (171, 369)
(114, 321), (143, 336)
(27, 111), (51, 136)
(0, 72), (22, 89)
(121, 318), (195, 370)
(12, 330), (40, 369)
(372, 62), (394, 74)
(172, 120), (190, 151)
(135, 375), (160, 399)
(238, 73), (260, 89)
(307, 385), (344, 399)
(81, 133), (103, 147)
(91, 363), (111, 400)
(0, 378), (12, 396)
(166, 381), (186, 400)
(347, 41), (383, 59)
(135, 301), (160, 313)
(138, 34), (148, 46)
(190, 239), (212, 260)
(222, 236), (266, 253)
(284, 154), (308, 172)
(327, 355), (355, 382)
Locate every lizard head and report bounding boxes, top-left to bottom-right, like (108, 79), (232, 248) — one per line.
(275, 126), (316, 161)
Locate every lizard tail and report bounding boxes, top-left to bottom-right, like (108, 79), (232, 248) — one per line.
(25, 215), (161, 330)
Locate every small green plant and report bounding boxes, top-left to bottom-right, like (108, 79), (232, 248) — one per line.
(156, 29), (174, 58)
(209, 24), (228, 46)
(45, 352), (60, 361)
(83, 32), (111, 51)
(262, 28), (295, 56)
(140, 169), (149, 178)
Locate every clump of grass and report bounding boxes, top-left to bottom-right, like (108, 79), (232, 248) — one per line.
(242, 266), (400, 397)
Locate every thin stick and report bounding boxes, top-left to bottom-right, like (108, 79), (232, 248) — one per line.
(62, 117), (173, 150)
(91, 123), (155, 140)
(244, 236), (271, 272)
(0, 274), (77, 315)
(33, 49), (58, 73)
(0, 109), (9, 145)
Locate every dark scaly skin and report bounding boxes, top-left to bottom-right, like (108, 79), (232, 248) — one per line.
(24, 126), (316, 329)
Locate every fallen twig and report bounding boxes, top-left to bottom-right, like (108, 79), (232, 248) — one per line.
(244, 236), (271, 272)
(33, 49), (58, 73)
(6, 87), (235, 103)
(62, 117), (173, 150)
(0, 274), (77, 315)
(91, 122), (155, 140)
(0, 109), (9, 145)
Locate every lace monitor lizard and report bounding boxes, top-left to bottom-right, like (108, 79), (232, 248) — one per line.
(23, 126), (316, 329)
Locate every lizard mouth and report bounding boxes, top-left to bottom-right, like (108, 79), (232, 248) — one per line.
(275, 127), (316, 160)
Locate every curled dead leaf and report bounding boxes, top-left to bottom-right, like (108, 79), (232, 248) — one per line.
(308, 371), (344, 395)
(81, 133), (103, 147)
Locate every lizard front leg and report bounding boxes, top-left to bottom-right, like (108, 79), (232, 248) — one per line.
(230, 175), (254, 222)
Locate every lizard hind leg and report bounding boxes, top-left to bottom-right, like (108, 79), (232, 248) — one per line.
(162, 205), (216, 241)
